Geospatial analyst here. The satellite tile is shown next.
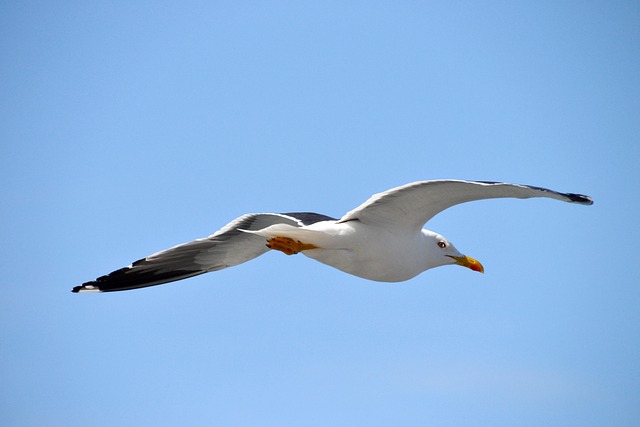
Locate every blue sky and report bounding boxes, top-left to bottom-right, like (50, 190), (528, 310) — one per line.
(1, 1), (638, 426)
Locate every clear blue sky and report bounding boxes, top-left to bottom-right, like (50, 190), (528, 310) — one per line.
(1, 1), (638, 426)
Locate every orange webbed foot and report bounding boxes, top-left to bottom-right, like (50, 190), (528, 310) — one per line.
(266, 236), (318, 255)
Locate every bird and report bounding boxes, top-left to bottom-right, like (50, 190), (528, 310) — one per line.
(72, 180), (593, 293)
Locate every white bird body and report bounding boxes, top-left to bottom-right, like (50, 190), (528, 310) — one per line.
(73, 180), (592, 293)
(245, 221), (443, 282)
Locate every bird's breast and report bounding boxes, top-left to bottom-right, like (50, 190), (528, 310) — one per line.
(302, 222), (427, 282)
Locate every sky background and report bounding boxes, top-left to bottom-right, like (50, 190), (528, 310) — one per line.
(1, 1), (639, 426)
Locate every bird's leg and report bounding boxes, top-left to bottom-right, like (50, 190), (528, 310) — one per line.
(266, 236), (318, 255)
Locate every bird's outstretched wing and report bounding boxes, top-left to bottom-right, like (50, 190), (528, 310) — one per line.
(339, 180), (593, 231)
(72, 212), (335, 293)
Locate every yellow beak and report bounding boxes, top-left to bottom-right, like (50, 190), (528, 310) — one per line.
(449, 255), (484, 273)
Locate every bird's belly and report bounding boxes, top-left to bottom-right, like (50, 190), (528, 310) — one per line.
(303, 237), (424, 282)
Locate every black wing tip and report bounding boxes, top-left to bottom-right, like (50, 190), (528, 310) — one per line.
(476, 181), (594, 206)
(567, 193), (594, 205)
(71, 282), (100, 293)
(72, 266), (205, 293)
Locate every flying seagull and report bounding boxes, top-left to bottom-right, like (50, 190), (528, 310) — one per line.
(72, 180), (592, 293)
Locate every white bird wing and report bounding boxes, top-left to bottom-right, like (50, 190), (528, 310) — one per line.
(73, 212), (335, 293)
(338, 180), (593, 231)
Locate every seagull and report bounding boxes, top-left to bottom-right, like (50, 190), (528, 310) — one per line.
(72, 180), (592, 293)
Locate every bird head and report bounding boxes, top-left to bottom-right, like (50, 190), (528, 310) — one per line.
(423, 230), (484, 273)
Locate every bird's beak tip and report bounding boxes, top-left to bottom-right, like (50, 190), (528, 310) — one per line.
(449, 255), (484, 273)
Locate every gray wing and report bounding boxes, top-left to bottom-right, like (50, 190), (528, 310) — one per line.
(339, 180), (592, 231)
(72, 212), (335, 293)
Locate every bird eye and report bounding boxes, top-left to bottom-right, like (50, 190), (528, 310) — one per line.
(438, 241), (447, 249)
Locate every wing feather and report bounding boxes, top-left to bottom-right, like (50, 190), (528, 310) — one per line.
(72, 213), (332, 293)
(339, 180), (592, 230)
